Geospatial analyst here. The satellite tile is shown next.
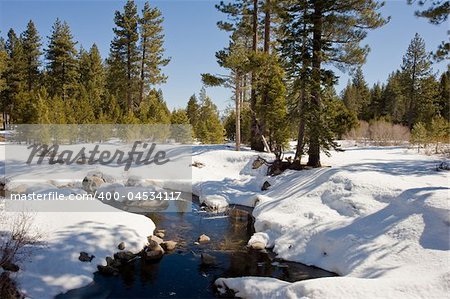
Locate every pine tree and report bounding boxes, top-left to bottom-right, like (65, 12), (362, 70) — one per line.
(367, 82), (385, 119)
(415, 75), (439, 124)
(401, 33), (432, 128)
(78, 44), (106, 117)
(21, 20), (42, 92)
(108, 0), (140, 112)
(170, 108), (192, 143)
(186, 94), (200, 133)
(437, 68), (450, 121)
(196, 88), (224, 144)
(3, 29), (27, 122)
(254, 53), (289, 150)
(138, 2), (170, 105)
(0, 40), (7, 95)
(280, 0), (387, 167)
(408, 0), (449, 61)
(45, 19), (78, 100)
(383, 71), (406, 123)
(140, 89), (171, 124)
(342, 68), (370, 120)
(411, 121), (428, 152)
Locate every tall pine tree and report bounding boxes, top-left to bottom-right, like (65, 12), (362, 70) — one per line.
(108, 0), (140, 112)
(45, 19), (78, 101)
(400, 33), (432, 128)
(139, 2), (170, 105)
(21, 20), (42, 92)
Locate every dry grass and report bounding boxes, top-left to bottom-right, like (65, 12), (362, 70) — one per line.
(345, 120), (410, 146)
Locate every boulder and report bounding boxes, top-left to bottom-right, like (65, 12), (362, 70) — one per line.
(248, 241), (265, 250)
(117, 242), (126, 250)
(97, 265), (119, 276)
(82, 175), (104, 193)
(261, 181), (271, 191)
(197, 234), (210, 243)
(200, 253), (216, 266)
(7, 184), (28, 194)
(106, 256), (122, 268)
(126, 175), (143, 187)
(113, 251), (135, 262)
(2, 261), (19, 272)
(155, 232), (165, 239)
(147, 235), (164, 245)
(191, 161), (205, 168)
(161, 241), (177, 251)
(143, 244), (165, 260)
(78, 252), (95, 262)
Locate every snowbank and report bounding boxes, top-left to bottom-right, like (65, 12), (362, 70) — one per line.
(0, 141), (155, 298)
(4, 199), (154, 299)
(191, 145), (450, 299)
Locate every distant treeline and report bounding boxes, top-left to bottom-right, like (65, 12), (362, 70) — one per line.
(0, 1), (225, 143)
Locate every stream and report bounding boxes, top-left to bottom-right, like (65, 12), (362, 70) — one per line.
(57, 192), (336, 298)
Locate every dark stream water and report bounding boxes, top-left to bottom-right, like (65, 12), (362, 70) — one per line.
(57, 193), (336, 299)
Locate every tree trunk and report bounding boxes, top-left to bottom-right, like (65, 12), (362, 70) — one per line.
(250, 0), (264, 151)
(139, 37), (147, 106)
(294, 2), (309, 165)
(235, 73), (241, 151)
(127, 43), (132, 112)
(307, 0), (323, 168)
(295, 111), (305, 161)
(263, 0), (271, 53)
(407, 56), (417, 129)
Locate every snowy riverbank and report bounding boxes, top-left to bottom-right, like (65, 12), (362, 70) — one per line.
(192, 144), (450, 299)
(2, 200), (154, 299)
(1, 142), (449, 299)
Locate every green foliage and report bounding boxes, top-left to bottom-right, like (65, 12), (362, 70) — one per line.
(0, 42), (6, 94)
(186, 94), (200, 134)
(3, 29), (27, 122)
(326, 96), (358, 139)
(400, 33), (433, 127)
(254, 53), (289, 150)
(411, 121), (428, 150)
(408, 0), (449, 61)
(108, 0), (140, 111)
(21, 20), (42, 91)
(437, 67), (450, 121)
(280, 0), (387, 166)
(195, 88), (224, 144)
(139, 2), (170, 89)
(46, 19), (78, 100)
(428, 116), (450, 153)
(170, 108), (192, 143)
(223, 106), (252, 143)
(342, 68), (371, 120)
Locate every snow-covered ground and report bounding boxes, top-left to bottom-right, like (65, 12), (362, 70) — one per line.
(2, 202), (154, 299)
(191, 144), (450, 299)
(0, 142), (156, 299)
(1, 142), (449, 299)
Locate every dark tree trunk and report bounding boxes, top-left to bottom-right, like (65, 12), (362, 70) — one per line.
(127, 43), (132, 112)
(139, 37), (147, 106)
(295, 3), (309, 164)
(250, 0), (265, 152)
(235, 73), (241, 151)
(307, 0), (323, 168)
(263, 0), (271, 53)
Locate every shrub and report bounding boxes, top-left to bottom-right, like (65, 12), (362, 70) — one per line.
(0, 212), (42, 270)
(344, 119), (410, 145)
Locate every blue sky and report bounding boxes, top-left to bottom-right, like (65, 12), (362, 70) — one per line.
(0, 0), (448, 113)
